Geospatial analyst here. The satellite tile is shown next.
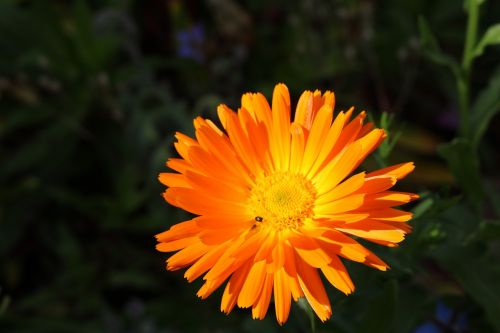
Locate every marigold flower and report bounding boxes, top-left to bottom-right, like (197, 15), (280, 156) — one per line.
(157, 83), (417, 324)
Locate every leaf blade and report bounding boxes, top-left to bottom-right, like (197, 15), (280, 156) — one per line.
(474, 23), (500, 57)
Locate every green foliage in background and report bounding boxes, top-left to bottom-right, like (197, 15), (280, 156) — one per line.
(1, 0), (499, 332)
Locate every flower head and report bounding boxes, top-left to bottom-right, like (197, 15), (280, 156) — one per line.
(157, 83), (417, 324)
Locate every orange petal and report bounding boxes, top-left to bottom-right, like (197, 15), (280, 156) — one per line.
(156, 219), (200, 242)
(313, 142), (363, 194)
(295, 90), (335, 130)
(320, 255), (354, 295)
(316, 229), (389, 270)
(221, 261), (252, 314)
(184, 242), (230, 282)
(319, 213), (370, 223)
(327, 110), (365, 160)
(254, 230), (276, 264)
(194, 119), (254, 185)
(314, 193), (365, 216)
(163, 187), (245, 216)
(283, 241), (304, 301)
(357, 175), (397, 194)
(166, 158), (193, 174)
(368, 208), (414, 222)
(361, 191), (419, 210)
(199, 226), (243, 245)
(156, 236), (198, 252)
(194, 214), (251, 230)
(289, 123), (306, 173)
(301, 105), (334, 174)
(185, 170), (249, 203)
(238, 260), (267, 308)
(204, 230), (264, 281)
(269, 239), (286, 272)
(198, 258), (241, 300)
(173, 132), (198, 161)
(159, 172), (190, 188)
(166, 241), (210, 270)
(295, 257), (332, 322)
(294, 90), (314, 129)
(335, 220), (407, 243)
(307, 110), (348, 177)
(241, 92), (273, 131)
(238, 106), (272, 173)
(218, 105), (263, 177)
(271, 83), (291, 171)
(322, 91), (335, 111)
(197, 275), (228, 299)
(252, 273), (274, 320)
(316, 172), (366, 205)
(367, 162), (415, 180)
(355, 128), (386, 165)
(358, 121), (375, 138)
(289, 235), (331, 268)
(273, 267), (292, 325)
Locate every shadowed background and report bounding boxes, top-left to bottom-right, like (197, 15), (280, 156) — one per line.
(1, 0), (500, 332)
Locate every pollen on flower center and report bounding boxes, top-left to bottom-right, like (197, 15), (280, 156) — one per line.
(248, 172), (316, 231)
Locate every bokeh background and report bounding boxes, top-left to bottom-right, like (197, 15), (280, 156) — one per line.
(1, 0), (500, 332)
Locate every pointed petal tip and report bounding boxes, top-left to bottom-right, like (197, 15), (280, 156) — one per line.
(405, 161), (416, 173)
(252, 315), (265, 321)
(378, 264), (389, 271)
(184, 271), (196, 283)
(197, 290), (207, 299)
(156, 243), (166, 251)
(165, 261), (174, 271)
(217, 103), (234, 114)
(273, 83), (290, 98)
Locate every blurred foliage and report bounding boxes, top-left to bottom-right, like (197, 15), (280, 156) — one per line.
(0, 0), (499, 332)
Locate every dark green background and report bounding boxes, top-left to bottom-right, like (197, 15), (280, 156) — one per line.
(1, 0), (499, 332)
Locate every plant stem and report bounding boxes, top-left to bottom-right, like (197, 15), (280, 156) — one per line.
(298, 298), (317, 333)
(462, 0), (480, 73)
(458, 0), (480, 138)
(457, 76), (469, 138)
(308, 307), (316, 333)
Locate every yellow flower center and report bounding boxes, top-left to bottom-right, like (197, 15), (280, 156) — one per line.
(248, 172), (316, 231)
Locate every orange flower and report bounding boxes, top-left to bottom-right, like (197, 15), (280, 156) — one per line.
(157, 83), (417, 324)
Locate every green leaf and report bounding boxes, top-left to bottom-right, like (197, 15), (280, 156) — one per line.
(412, 196), (434, 219)
(438, 139), (483, 204)
(418, 17), (441, 53)
(418, 17), (460, 77)
(470, 67), (500, 147)
(297, 297), (316, 333)
(377, 112), (403, 160)
(474, 24), (500, 56)
(434, 246), (500, 332)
